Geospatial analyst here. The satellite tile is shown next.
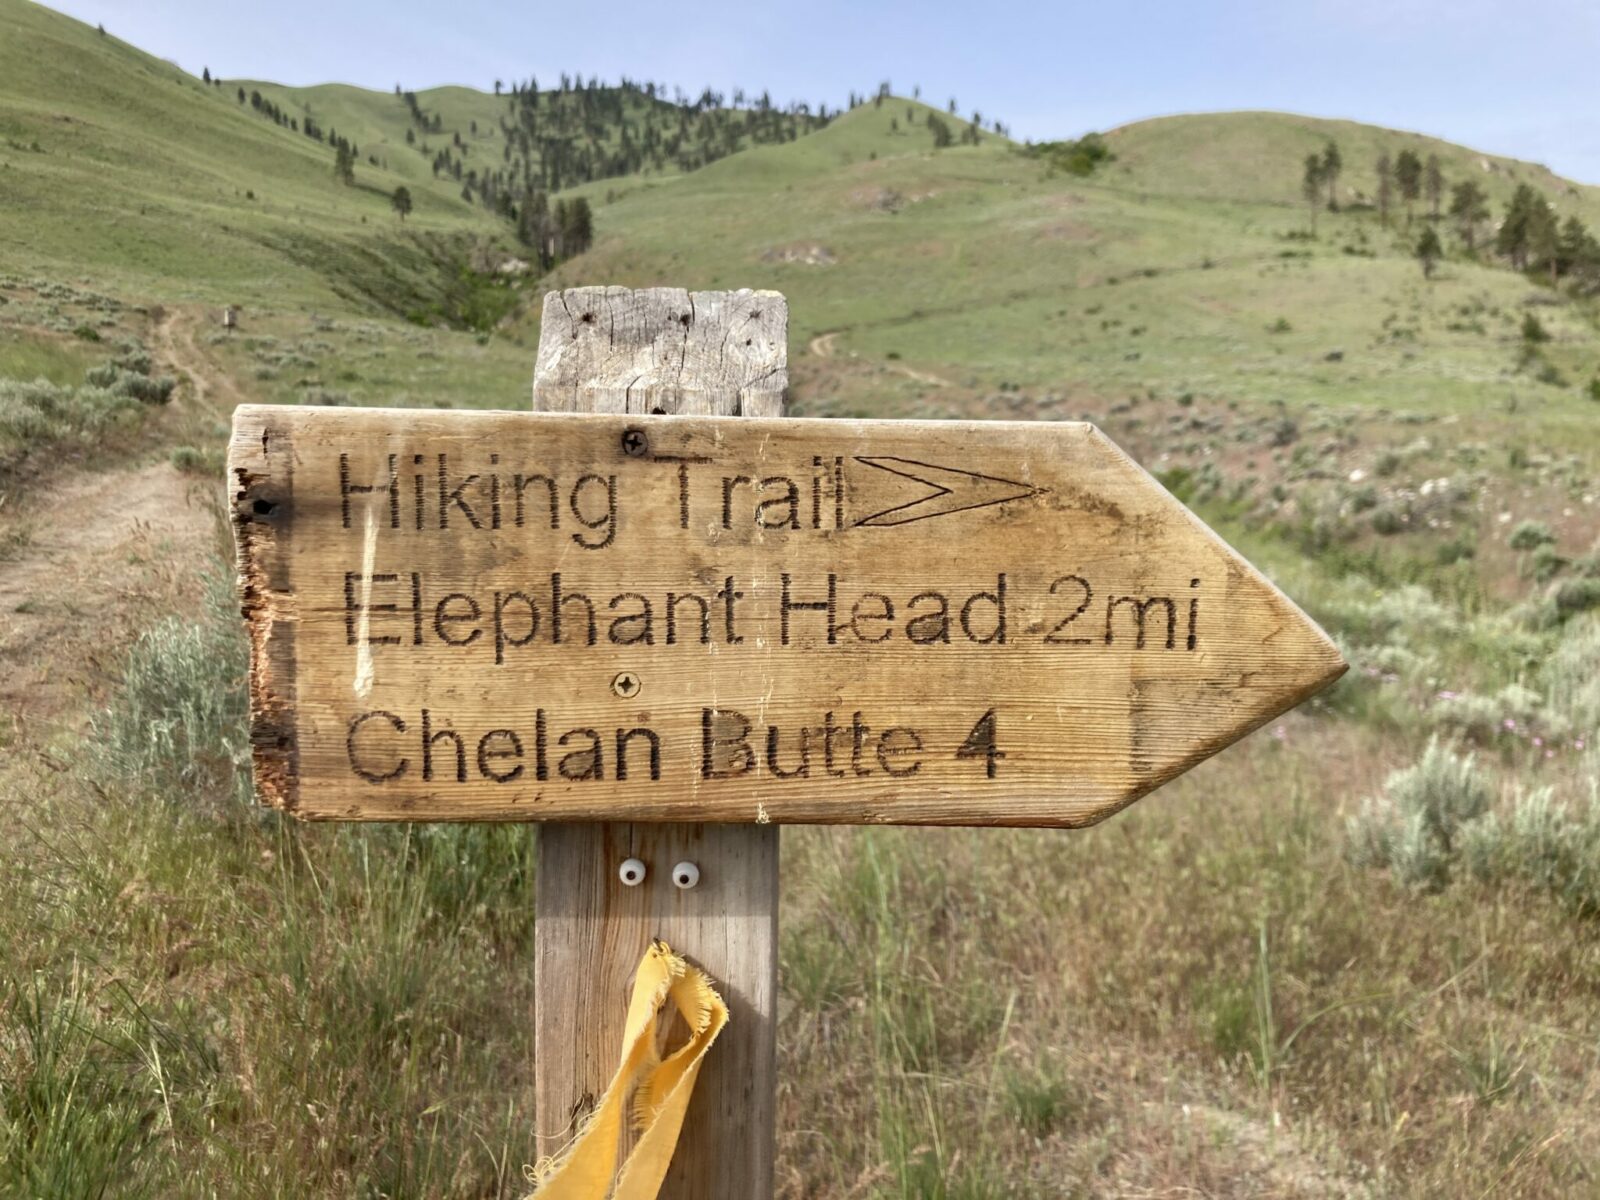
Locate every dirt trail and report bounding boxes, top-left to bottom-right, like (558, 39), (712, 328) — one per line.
(152, 306), (246, 419)
(0, 306), (228, 745)
(808, 330), (841, 359)
(808, 328), (952, 387)
(0, 463), (217, 736)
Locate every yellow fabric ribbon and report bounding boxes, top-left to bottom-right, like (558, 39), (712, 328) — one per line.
(527, 940), (728, 1200)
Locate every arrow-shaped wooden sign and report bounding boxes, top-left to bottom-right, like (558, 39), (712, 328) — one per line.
(230, 404), (1344, 826)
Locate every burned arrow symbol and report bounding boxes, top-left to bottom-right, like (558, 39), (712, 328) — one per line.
(852, 457), (1045, 527)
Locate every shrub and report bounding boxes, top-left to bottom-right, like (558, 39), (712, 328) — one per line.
(1531, 543), (1567, 582)
(170, 445), (221, 475)
(1372, 507), (1404, 535)
(1544, 616), (1600, 737)
(87, 573), (252, 811)
(1520, 312), (1550, 344)
(1553, 577), (1600, 618)
(1346, 739), (1492, 889)
(0, 378), (140, 457)
(114, 372), (176, 404)
(113, 348), (153, 376)
(1508, 520), (1556, 551)
(1462, 788), (1600, 915)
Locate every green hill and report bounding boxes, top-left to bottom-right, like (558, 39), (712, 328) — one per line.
(1106, 109), (1600, 217)
(540, 104), (1600, 449)
(0, 0), (514, 314)
(0, 0), (834, 317)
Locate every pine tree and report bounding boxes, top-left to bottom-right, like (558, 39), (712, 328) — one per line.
(1416, 226), (1442, 278)
(1447, 180), (1489, 252)
(1375, 154), (1394, 228)
(1424, 154), (1444, 220)
(563, 196), (594, 255)
(1321, 141), (1342, 210)
(391, 186), (413, 222)
(334, 141), (355, 186)
(202, 67), (211, 84)
(1395, 150), (1423, 225)
(1302, 154), (1324, 233)
(1497, 184), (1555, 273)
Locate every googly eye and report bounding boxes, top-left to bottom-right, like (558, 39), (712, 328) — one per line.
(618, 858), (647, 887)
(671, 861), (700, 890)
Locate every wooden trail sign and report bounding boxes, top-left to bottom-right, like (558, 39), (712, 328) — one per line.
(228, 405), (1344, 828)
(228, 286), (1345, 1199)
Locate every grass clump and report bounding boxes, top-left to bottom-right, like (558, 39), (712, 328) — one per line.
(0, 969), (167, 1198)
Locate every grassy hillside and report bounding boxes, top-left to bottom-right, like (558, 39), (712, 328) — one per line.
(1107, 109), (1600, 218)
(0, 0), (522, 314)
(541, 104), (1599, 452)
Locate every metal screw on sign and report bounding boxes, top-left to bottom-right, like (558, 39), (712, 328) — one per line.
(621, 428), (648, 457)
(611, 671), (641, 699)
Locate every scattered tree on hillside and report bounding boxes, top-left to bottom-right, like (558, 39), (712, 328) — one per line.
(1448, 179), (1490, 252)
(1395, 150), (1423, 224)
(565, 196), (594, 252)
(391, 186), (413, 222)
(518, 189), (553, 263)
(1321, 141), (1342, 210)
(1302, 153), (1324, 233)
(928, 114), (954, 149)
(1497, 183), (1555, 273)
(1556, 215), (1600, 289)
(1025, 133), (1113, 177)
(237, 87), (246, 105)
(203, 67), (211, 84)
(1416, 226), (1442, 278)
(1375, 153), (1394, 228)
(1424, 154), (1444, 220)
(334, 141), (355, 186)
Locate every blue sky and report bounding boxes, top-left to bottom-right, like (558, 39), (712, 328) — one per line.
(46, 0), (1600, 182)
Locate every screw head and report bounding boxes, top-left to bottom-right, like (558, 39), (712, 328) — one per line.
(621, 428), (648, 458)
(611, 671), (641, 699)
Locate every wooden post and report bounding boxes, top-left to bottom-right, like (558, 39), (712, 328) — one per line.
(531, 286), (785, 1198)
